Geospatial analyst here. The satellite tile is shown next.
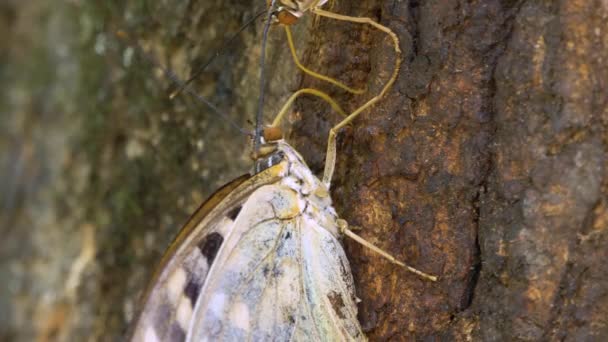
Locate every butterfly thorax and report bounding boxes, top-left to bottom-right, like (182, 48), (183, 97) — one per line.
(255, 140), (340, 237)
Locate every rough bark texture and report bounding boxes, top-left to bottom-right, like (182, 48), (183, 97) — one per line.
(1, 0), (607, 341)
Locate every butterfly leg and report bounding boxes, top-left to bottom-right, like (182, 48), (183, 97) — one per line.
(284, 25), (366, 95)
(270, 87), (346, 129)
(337, 220), (438, 281)
(313, 8), (402, 188)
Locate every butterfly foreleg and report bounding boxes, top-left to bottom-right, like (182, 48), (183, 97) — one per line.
(271, 87), (347, 129)
(283, 25), (366, 95)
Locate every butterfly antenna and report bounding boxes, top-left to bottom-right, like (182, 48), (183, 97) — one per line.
(254, 1), (277, 155)
(116, 30), (250, 136)
(169, 9), (268, 99)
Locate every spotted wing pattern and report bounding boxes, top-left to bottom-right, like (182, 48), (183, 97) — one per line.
(129, 172), (279, 342)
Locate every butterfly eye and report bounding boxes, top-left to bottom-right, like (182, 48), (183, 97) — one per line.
(263, 126), (283, 142)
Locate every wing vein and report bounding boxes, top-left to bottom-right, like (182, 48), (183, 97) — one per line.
(235, 218), (290, 339)
(299, 218), (324, 342)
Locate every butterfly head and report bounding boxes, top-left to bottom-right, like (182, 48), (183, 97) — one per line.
(251, 126), (285, 173)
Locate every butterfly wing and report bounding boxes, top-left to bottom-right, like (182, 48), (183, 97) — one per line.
(128, 170), (285, 342)
(298, 213), (364, 341)
(186, 183), (364, 341)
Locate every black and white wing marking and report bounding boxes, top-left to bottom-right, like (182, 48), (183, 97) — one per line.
(129, 174), (254, 342)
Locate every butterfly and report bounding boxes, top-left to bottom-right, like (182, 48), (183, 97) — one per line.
(129, 132), (367, 341)
(127, 1), (436, 341)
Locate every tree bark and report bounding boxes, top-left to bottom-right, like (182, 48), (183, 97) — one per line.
(1, 0), (606, 341)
